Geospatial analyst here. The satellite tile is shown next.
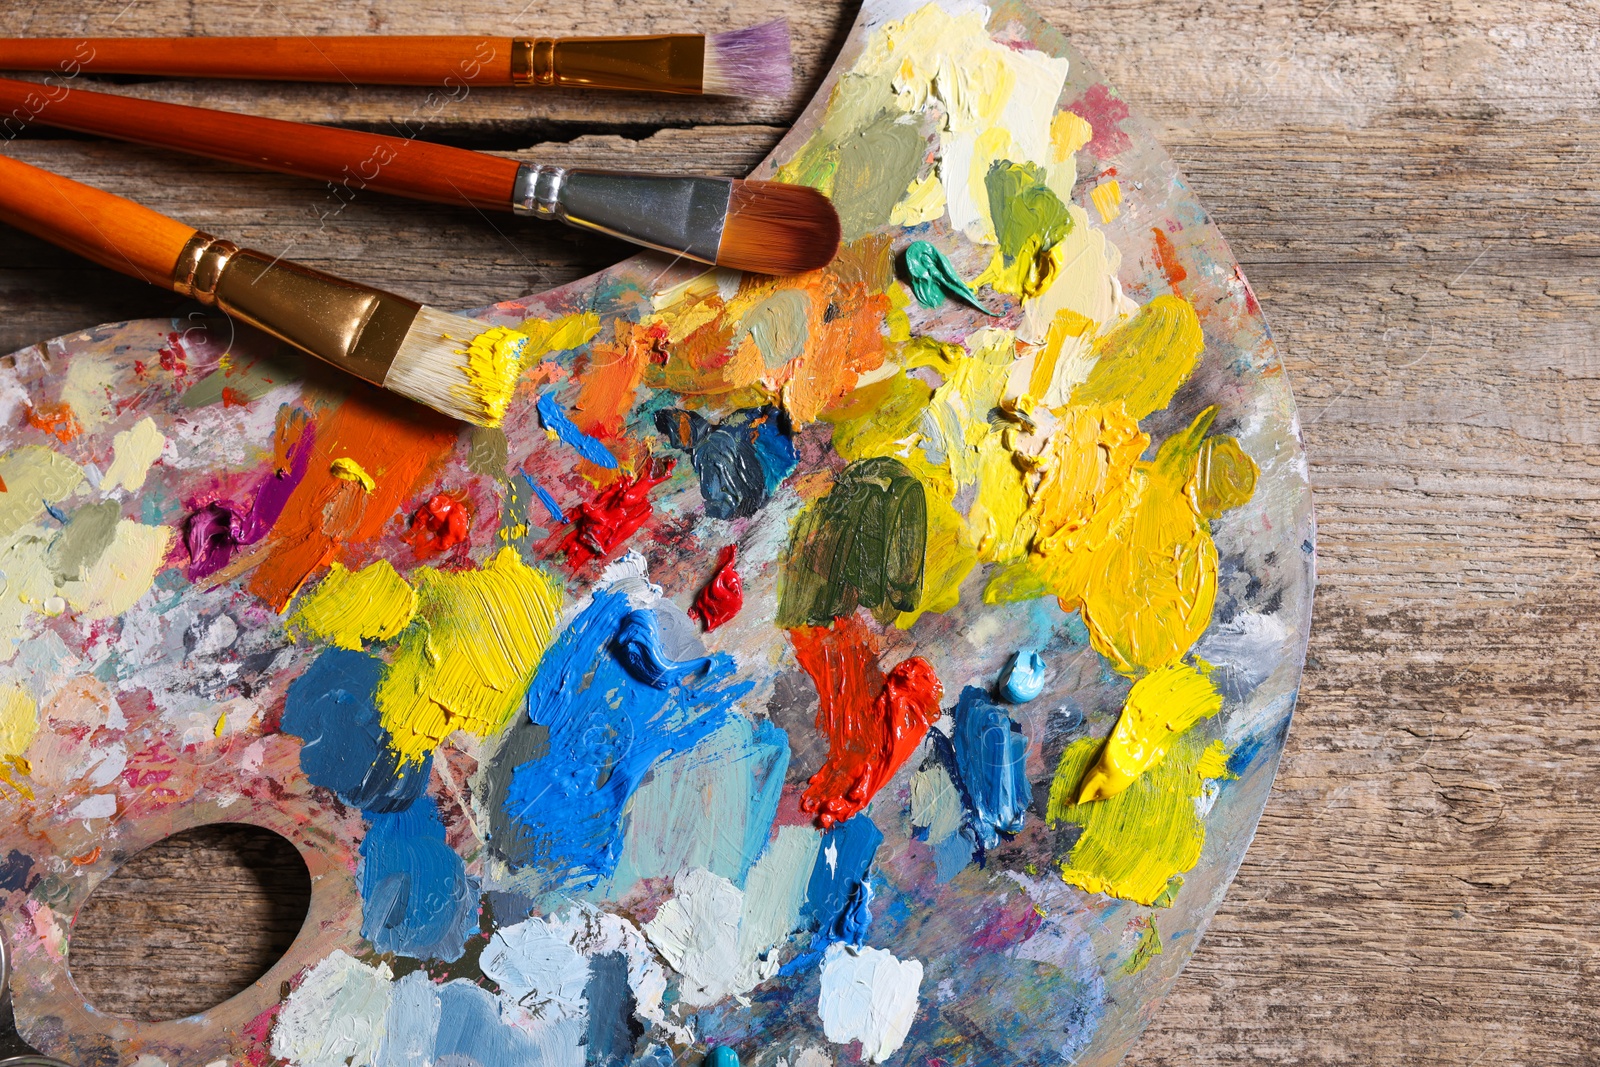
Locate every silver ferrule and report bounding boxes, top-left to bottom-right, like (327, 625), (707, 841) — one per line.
(512, 163), (732, 265)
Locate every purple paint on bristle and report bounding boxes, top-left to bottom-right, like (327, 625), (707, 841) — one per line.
(704, 18), (793, 98)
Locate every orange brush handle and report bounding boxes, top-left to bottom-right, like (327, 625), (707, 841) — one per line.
(0, 152), (196, 286)
(0, 36), (515, 85)
(0, 77), (522, 211)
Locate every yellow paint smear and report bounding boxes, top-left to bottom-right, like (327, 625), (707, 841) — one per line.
(889, 172), (947, 226)
(1050, 112), (1093, 162)
(520, 311), (602, 358)
(378, 547), (562, 763)
(1076, 661), (1223, 802)
(101, 417), (166, 493)
(290, 559), (417, 651)
(1071, 294), (1204, 420)
(0, 684), (37, 758)
(462, 326), (532, 427)
(329, 457), (375, 492)
(1048, 732), (1216, 905)
(1090, 180), (1123, 224)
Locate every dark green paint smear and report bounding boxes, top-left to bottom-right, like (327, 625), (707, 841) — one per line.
(902, 241), (995, 315)
(833, 112), (927, 244)
(986, 160), (1073, 262)
(778, 456), (927, 628)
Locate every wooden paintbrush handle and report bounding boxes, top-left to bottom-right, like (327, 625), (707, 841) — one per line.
(0, 36), (516, 85)
(0, 152), (196, 286)
(0, 77), (521, 210)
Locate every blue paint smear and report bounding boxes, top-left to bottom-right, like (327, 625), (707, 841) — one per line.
(998, 649), (1048, 702)
(926, 728), (986, 874)
(519, 468), (569, 524)
(802, 814), (882, 940)
(281, 648), (432, 813)
(952, 686), (1032, 849)
(613, 608), (716, 688)
(500, 589), (751, 888)
(537, 391), (619, 469)
(584, 951), (643, 1067)
(1228, 732), (1268, 777)
(838, 878), (874, 949)
(360, 795), (478, 962)
(434, 978), (552, 1065)
(655, 406), (797, 519)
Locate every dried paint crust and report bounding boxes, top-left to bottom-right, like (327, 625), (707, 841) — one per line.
(0, 2), (1311, 1066)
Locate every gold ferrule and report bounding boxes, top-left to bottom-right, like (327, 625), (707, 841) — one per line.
(209, 249), (422, 386)
(170, 233), (240, 306)
(509, 34), (704, 93)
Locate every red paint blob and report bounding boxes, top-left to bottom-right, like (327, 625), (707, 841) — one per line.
(158, 332), (188, 377)
(789, 615), (944, 830)
(563, 460), (673, 567)
(689, 544), (743, 631)
(407, 493), (472, 559)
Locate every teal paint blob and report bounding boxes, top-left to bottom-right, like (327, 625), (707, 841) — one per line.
(707, 1047), (740, 1067)
(902, 241), (996, 315)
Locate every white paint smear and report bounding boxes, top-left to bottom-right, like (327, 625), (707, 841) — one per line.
(817, 943), (924, 1064)
(271, 950), (393, 1067)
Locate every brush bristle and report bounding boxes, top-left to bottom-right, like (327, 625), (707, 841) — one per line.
(719, 180), (842, 275)
(703, 18), (793, 98)
(385, 306), (529, 428)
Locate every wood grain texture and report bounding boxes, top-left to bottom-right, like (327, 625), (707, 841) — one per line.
(3, 0), (1598, 1062)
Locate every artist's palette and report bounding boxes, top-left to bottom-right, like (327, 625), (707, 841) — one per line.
(0, 1), (1313, 1065)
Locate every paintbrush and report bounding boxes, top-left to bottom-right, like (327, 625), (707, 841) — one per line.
(0, 151), (536, 428)
(0, 76), (841, 275)
(0, 21), (792, 97)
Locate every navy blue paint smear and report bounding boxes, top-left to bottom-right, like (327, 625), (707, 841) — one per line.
(655, 406), (797, 519)
(584, 951), (644, 1067)
(498, 589), (751, 888)
(951, 686), (1032, 849)
(613, 608), (716, 688)
(0, 848), (34, 892)
(281, 648), (432, 813)
(536, 391), (619, 469)
(837, 878), (874, 948)
(803, 814), (882, 942)
(360, 794), (479, 962)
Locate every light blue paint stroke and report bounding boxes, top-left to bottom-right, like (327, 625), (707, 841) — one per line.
(500, 589), (751, 889)
(998, 648), (1047, 702)
(359, 795), (479, 962)
(951, 686), (1032, 849)
(537, 391), (619, 469)
(607, 717), (789, 895)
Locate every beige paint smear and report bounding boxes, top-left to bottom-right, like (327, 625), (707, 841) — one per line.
(102, 418), (167, 492)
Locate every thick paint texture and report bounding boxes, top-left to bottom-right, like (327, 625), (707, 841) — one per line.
(613, 607), (716, 688)
(101, 417), (165, 492)
(329, 457), (375, 491)
(538, 391), (619, 469)
(360, 794), (478, 961)
(1077, 661), (1223, 803)
(407, 494), (471, 559)
(1047, 732), (1225, 905)
(901, 242), (993, 314)
(377, 547), (562, 763)
(779, 458), (927, 628)
(498, 589), (749, 886)
(950, 687), (1032, 848)
(564, 464), (673, 568)
(689, 545), (744, 631)
(462, 326), (531, 427)
(656, 406), (796, 519)
(289, 560), (417, 650)
(281, 648), (433, 812)
(816, 943), (923, 1064)
(999, 649), (1048, 702)
(184, 413), (315, 579)
(271, 952), (393, 1067)
(789, 616), (941, 829)
(802, 813), (883, 945)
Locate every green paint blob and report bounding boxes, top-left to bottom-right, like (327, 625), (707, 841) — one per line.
(778, 456), (927, 628)
(49, 501), (120, 582)
(902, 241), (995, 315)
(833, 112), (927, 244)
(986, 160), (1073, 262)
(1123, 919), (1164, 975)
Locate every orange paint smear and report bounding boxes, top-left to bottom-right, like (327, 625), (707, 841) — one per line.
(1151, 227), (1188, 289)
(789, 614), (944, 829)
(25, 401), (82, 443)
(571, 321), (656, 438)
(245, 390), (458, 611)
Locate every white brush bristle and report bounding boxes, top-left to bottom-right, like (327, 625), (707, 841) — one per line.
(704, 18), (793, 98)
(386, 306), (513, 428)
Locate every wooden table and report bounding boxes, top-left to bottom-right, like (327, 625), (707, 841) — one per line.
(4, 1), (1598, 1063)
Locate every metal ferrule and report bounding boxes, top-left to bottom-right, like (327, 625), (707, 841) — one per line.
(174, 236), (421, 386)
(511, 164), (732, 265)
(509, 35), (704, 93)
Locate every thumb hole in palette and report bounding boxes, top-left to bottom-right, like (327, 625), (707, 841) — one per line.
(68, 824), (311, 1022)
